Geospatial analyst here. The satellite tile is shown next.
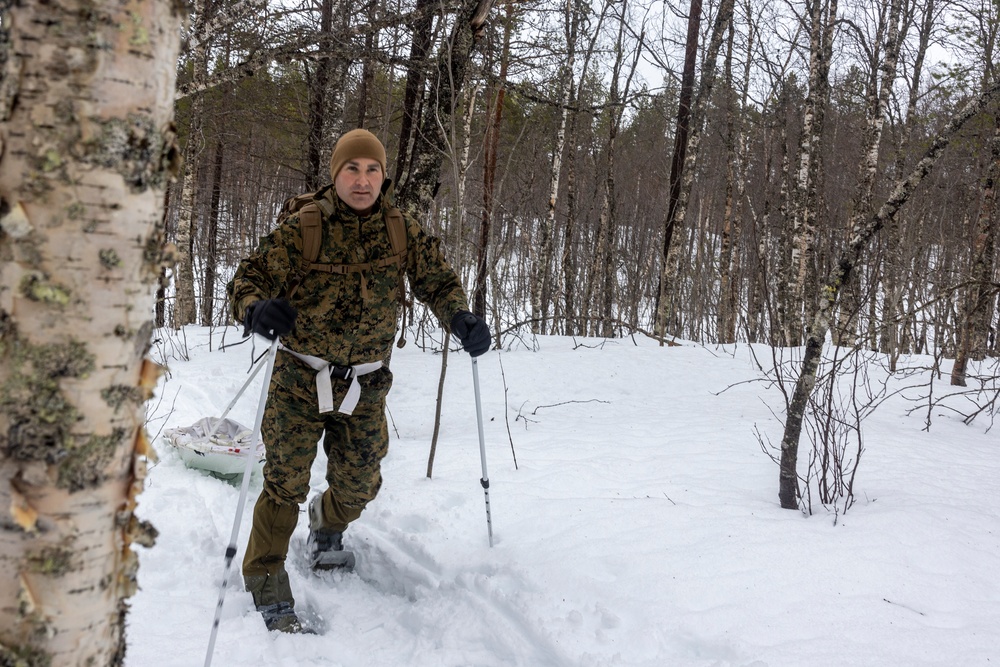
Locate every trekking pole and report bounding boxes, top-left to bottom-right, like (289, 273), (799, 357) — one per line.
(204, 336), (280, 667)
(202, 347), (271, 441)
(471, 356), (494, 547)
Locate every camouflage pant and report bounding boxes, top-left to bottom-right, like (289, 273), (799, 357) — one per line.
(243, 360), (391, 577)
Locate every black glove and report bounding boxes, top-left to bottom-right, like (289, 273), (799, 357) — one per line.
(451, 310), (490, 357)
(244, 299), (297, 340)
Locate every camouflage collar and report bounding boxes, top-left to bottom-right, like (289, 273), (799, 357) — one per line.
(331, 189), (387, 223)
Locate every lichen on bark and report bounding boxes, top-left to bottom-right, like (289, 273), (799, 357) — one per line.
(57, 428), (125, 491)
(84, 115), (180, 193)
(0, 643), (52, 667)
(0, 330), (94, 468)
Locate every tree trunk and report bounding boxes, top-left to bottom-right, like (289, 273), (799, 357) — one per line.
(533, 0), (581, 335)
(655, 0), (735, 340)
(397, 0), (494, 219)
(881, 0), (936, 368)
(356, 0), (379, 128)
(393, 0), (435, 185)
(306, 0), (335, 190)
(655, 0), (700, 340)
(200, 138), (225, 326)
(560, 0), (608, 336)
(174, 107), (202, 328)
(835, 0), (904, 347)
(717, 19), (747, 344)
(786, 0), (839, 347)
(473, 2), (511, 319)
(951, 9), (1000, 385)
(173, 0), (216, 328)
(0, 0), (181, 662)
(778, 82), (1000, 509)
(775, 81), (795, 347)
(952, 116), (1000, 385)
(583, 10), (641, 338)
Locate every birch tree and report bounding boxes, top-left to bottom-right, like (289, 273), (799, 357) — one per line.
(951, 0), (1000, 385)
(834, 0), (906, 346)
(173, 0), (215, 327)
(0, 0), (181, 662)
(533, 0), (584, 335)
(777, 82), (1000, 509)
(783, 0), (839, 346)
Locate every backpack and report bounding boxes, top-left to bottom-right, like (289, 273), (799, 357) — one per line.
(279, 185), (408, 307)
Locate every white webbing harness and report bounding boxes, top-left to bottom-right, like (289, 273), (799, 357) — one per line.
(279, 345), (382, 416)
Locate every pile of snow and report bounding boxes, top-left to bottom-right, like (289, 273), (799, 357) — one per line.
(129, 326), (1000, 667)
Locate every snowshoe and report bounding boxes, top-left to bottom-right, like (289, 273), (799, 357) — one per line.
(307, 496), (356, 571)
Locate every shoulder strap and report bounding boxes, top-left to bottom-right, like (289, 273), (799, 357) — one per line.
(385, 207), (407, 257)
(292, 202), (409, 303)
(278, 187), (329, 299)
(384, 207), (409, 349)
(298, 202), (323, 264)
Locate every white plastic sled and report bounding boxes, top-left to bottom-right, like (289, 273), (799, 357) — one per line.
(162, 417), (264, 478)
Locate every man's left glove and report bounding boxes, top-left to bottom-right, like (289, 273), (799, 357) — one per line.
(243, 298), (297, 340)
(451, 310), (491, 357)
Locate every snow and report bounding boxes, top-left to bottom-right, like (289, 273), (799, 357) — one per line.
(129, 326), (1000, 667)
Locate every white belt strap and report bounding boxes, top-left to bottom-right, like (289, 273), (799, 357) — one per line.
(279, 345), (383, 416)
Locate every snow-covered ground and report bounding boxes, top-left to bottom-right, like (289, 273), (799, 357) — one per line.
(129, 326), (1000, 667)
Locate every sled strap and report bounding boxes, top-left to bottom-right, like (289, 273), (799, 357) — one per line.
(279, 345), (382, 416)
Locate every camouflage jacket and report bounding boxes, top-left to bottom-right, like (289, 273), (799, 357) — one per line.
(227, 184), (470, 372)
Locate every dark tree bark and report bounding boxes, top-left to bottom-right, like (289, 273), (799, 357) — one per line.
(201, 138), (225, 325)
(393, 0), (436, 185)
(654, 0), (700, 340)
(472, 2), (512, 319)
(396, 0), (495, 218)
(306, 0), (335, 191)
(356, 0), (379, 127)
(655, 0), (735, 340)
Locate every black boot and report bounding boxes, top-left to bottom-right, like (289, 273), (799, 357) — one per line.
(244, 570), (304, 633)
(307, 495), (356, 571)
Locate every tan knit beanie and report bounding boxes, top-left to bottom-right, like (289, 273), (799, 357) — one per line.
(329, 129), (387, 182)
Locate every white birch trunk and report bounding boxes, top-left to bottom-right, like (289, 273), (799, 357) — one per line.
(173, 0), (210, 327)
(835, 0), (904, 347)
(0, 0), (181, 663)
(532, 0), (578, 335)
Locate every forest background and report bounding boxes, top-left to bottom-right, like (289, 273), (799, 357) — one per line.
(165, 0), (1000, 509)
(167, 0), (999, 390)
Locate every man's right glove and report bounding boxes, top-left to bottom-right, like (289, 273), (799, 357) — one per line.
(451, 310), (491, 357)
(244, 299), (297, 340)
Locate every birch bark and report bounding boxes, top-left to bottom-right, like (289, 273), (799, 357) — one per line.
(0, 0), (182, 661)
(777, 83), (1000, 509)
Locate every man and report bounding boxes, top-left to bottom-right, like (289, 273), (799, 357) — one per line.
(226, 128), (490, 633)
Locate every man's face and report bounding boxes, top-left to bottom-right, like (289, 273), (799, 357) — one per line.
(335, 157), (384, 215)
